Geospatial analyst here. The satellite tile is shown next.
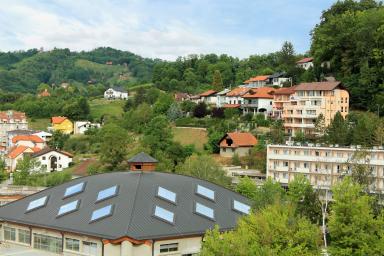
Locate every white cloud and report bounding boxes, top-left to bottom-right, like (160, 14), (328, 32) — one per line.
(0, 0), (288, 60)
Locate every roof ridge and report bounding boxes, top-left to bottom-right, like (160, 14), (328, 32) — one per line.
(124, 172), (143, 236)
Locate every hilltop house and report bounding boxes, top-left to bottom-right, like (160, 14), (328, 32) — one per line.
(104, 87), (128, 100)
(225, 87), (251, 108)
(267, 72), (292, 87)
(242, 87), (275, 116)
(199, 90), (217, 105)
(244, 75), (269, 88)
(31, 147), (73, 172)
(296, 57), (314, 70)
(216, 88), (230, 107)
(50, 116), (73, 134)
(174, 92), (191, 102)
(74, 121), (101, 135)
(219, 132), (258, 157)
(0, 153), (251, 256)
(0, 111), (28, 150)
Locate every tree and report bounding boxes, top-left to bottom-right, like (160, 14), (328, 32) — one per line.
(175, 155), (231, 188)
(314, 113), (326, 136)
(326, 111), (348, 145)
(200, 203), (322, 256)
(99, 123), (130, 169)
(166, 103), (184, 121)
(236, 176), (258, 199)
(193, 102), (208, 118)
(142, 115), (173, 155)
(205, 131), (223, 153)
(224, 108), (239, 119)
(13, 155), (42, 185)
(293, 130), (306, 143)
(252, 178), (286, 210)
(0, 157), (7, 182)
(231, 153), (241, 166)
(346, 150), (374, 191)
(328, 177), (384, 255)
(270, 120), (285, 144)
(48, 130), (70, 150)
(288, 175), (322, 224)
(374, 121), (384, 146)
(153, 93), (174, 114)
(212, 70), (223, 91)
(278, 41), (296, 70)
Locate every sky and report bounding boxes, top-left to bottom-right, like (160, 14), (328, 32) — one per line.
(0, 0), (336, 60)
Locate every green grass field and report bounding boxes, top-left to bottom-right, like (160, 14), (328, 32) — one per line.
(29, 118), (50, 131)
(89, 98), (125, 120)
(172, 127), (208, 152)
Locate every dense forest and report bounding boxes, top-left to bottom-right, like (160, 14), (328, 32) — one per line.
(0, 0), (383, 113)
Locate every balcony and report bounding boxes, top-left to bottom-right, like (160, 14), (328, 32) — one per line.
(283, 123), (315, 128)
(242, 103), (259, 108)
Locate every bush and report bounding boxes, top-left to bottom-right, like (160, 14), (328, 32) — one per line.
(193, 102), (208, 118)
(232, 153), (241, 166)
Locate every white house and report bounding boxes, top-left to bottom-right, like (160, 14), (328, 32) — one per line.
(225, 87), (250, 106)
(199, 90), (217, 105)
(267, 72), (292, 87)
(104, 87), (128, 100)
(242, 87), (275, 116)
(11, 135), (46, 149)
(216, 88), (230, 107)
(31, 148), (73, 173)
(33, 131), (52, 142)
(297, 57), (314, 70)
(74, 121), (101, 135)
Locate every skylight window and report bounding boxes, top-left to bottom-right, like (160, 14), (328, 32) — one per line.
(233, 200), (251, 215)
(157, 187), (176, 204)
(90, 205), (113, 222)
(57, 200), (80, 217)
(195, 202), (214, 220)
(64, 182), (85, 198)
(96, 185), (119, 202)
(153, 205), (174, 224)
(196, 185), (215, 201)
(26, 196), (48, 212)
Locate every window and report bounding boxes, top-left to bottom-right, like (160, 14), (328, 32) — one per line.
(57, 200), (80, 217)
(160, 243), (178, 253)
(65, 238), (80, 252)
(196, 185), (215, 201)
(304, 162), (308, 168)
(233, 200), (251, 214)
(283, 162), (288, 167)
(64, 182), (85, 198)
(157, 187), (177, 204)
(134, 164), (142, 170)
(27, 196), (48, 212)
(82, 241), (97, 256)
(18, 229), (30, 244)
(153, 205), (174, 224)
(195, 202), (214, 220)
(33, 233), (62, 253)
(4, 226), (16, 241)
(96, 185), (119, 202)
(315, 151), (320, 156)
(90, 205), (114, 222)
(42, 156), (46, 160)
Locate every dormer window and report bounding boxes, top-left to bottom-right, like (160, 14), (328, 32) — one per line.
(226, 138), (233, 146)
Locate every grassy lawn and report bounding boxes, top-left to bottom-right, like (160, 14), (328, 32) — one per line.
(172, 127), (208, 152)
(29, 118), (50, 131)
(89, 98), (125, 120)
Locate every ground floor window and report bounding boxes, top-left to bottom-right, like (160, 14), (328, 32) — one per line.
(18, 229), (30, 244)
(4, 226), (16, 241)
(65, 238), (80, 252)
(82, 241), (97, 255)
(33, 233), (62, 253)
(160, 243), (178, 253)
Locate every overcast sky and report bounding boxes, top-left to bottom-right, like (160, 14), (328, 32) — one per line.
(0, 0), (335, 60)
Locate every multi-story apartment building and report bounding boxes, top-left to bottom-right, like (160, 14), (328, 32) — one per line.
(272, 86), (296, 119)
(267, 144), (384, 193)
(282, 81), (349, 136)
(0, 111), (28, 150)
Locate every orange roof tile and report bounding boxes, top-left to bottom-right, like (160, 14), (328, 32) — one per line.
(273, 86), (296, 95)
(12, 135), (44, 144)
(297, 57), (313, 64)
(223, 104), (241, 108)
(248, 75), (270, 82)
(220, 132), (258, 147)
(295, 81), (344, 91)
(7, 146), (29, 159)
(51, 116), (68, 124)
(226, 87), (250, 97)
(199, 90), (217, 97)
(0, 111), (26, 121)
(242, 87), (275, 99)
(39, 89), (51, 97)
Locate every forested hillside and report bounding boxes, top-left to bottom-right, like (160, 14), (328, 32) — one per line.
(0, 47), (156, 92)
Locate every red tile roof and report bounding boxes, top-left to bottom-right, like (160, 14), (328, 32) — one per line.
(12, 135), (44, 144)
(248, 75), (270, 82)
(297, 57), (313, 64)
(0, 111), (26, 121)
(219, 132), (258, 147)
(273, 86), (296, 95)
(39, 89), (51, 97)
(7, 146), (29, 159)
(294, 81), (343, 91)
(51, 116), (68, 124)
(242, 87), (275, 99)
(226, 87), (250, 97)
(199, 90), (217, 97)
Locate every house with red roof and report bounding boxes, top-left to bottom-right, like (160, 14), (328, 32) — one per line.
(6, 146), (41, 172)
(50, 116), (73, 134)
(11, 135), (46, 149)
(225, 87), (251, 107)
(296, 57), (314, 70)
(0, 111), (28, 149)
(219, 132), (258, 157)
(199, 90), (218, 105)
(242, 87), (275, 116)
(244, 75), (270, 88)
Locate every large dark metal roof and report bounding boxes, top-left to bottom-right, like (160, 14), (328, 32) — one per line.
(0, 171), (250, 240)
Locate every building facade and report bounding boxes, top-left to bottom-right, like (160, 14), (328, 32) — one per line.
(0, 169), (251, 256)
(272, 86), (296, 119)
(74, 121), (101, 135)
(282, 81), (349, 136)
(296, 57), (314, 70)
(267, 144), (384, 192)
(31, 148), (73, 172)
(104, 87), (128, 100)
(219, 132), (258, 157)
(51, 116), (74, 134)
(0, 111), (28, 149)
(242, 87), (275, 116)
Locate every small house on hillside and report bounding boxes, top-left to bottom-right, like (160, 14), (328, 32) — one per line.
(174, 92), (191, 102)
(244, 76), (269, 88)
(6, 146), (41, 172)
(219, 132), (258, 157)
(38, 89), (51, 97)
(74, 121), (101, 135)
(199, 90), (217, 105)
(11, 135), (45, 149)
(31, 147), (73, 173)
(50, 116), (73, 134)
(104, 87), (128, 100)
(296, 57), (314, 70)
(128, 152), (158, 171)
(267, 72), (291, 87)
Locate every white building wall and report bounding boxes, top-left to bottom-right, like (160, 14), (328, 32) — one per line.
(33, 151), (73, 172)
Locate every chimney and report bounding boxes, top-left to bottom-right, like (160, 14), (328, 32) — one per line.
(127, 152), (158, 171)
